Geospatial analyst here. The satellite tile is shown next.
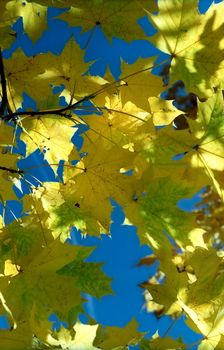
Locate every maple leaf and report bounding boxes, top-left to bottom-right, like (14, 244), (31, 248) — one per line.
(48, 322), (100, 350)
(94, 319), (142, 349)
(148, 97), (181, 126)
(26, 182), (100, 239)
(36, 37), (106, 103)
(0, 319), (33, 350)
(82, 98), (149, 149)
(119, 57), (163, 112)
(57, 249), (112, 298)
(125, 176), (196, 247)
(0, 1), (18, 49)
(182, 90), (224, 197)
(147, 0), (224, 97)
(145, 247), (188, 315)
(58, 0), (157, 42)
(140, 335), (185, 350)
(61, 137), (137, 233)
(19, 114), (77, 165)
(136, 90), (224, 199)
(4, 49), (52, 109)
(1, 1), (224, 348)
(6, 0), (48, 42)
(0, 239), (111, 332)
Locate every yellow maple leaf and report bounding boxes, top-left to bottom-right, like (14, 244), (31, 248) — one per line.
(0, 0), (18, 49)
(148, 0), (224, 97)
(58, 0), (157, 42)
(20, 114), (77, 166)
(83, 98), (149, 150)
(48, 323), (100, 350)
(120, 57), (163, 112)
(4, 49), (52, 109)
(61, 137), (137, 233)
(6, 0), (48, 42)
(148, 97), (181, 126)
(37, 38), (106, 103)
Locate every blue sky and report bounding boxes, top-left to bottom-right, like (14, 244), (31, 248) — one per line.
(0, 0), (220, 348)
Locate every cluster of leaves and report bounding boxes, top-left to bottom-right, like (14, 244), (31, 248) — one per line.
(0, 0), (224, 349)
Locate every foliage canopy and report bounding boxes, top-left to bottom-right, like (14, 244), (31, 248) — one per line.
(0, 0), (224, 349)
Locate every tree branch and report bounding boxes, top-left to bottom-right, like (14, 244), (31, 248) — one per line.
(3, 93), (96, 122)
(2, 57), (169, 122)
(0, 48), (8, 116)
(0, 165), (23, 174)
